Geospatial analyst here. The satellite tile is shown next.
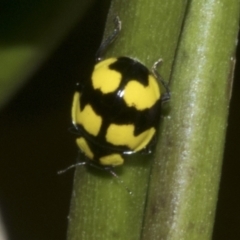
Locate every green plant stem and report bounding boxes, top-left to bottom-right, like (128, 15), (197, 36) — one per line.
(142, 0), (240, 240)
(67, 1), (188, 240)
(0, 0), (95, 109)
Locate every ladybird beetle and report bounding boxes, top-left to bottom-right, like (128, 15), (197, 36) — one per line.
(62, 17), (170, 174)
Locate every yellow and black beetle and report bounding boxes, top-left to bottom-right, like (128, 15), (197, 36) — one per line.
(63, 17), (170, 175)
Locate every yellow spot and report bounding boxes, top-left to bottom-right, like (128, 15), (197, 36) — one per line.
(71, 92), (102, 136)
(123, 75), (160, 110)
(106, 124), (155, 151)
(92, 58), (122, 93)
(100, 154), (124, 166)
(76, 137), (94, 159)
(71, 92), (80, 126)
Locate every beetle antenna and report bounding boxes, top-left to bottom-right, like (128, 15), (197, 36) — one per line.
(58, 160), (132, 195)
(95, 16), (121, 62)
(58, 162), (87, 174)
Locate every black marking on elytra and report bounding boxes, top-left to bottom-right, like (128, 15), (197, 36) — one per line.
(75, 124), (133, 162)
(109, 57), (149, 87)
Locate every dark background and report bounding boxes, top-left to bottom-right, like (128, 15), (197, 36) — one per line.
(0, 1), (239, 239)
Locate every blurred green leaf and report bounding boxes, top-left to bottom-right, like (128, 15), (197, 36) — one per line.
(0, 0), (95, 108)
